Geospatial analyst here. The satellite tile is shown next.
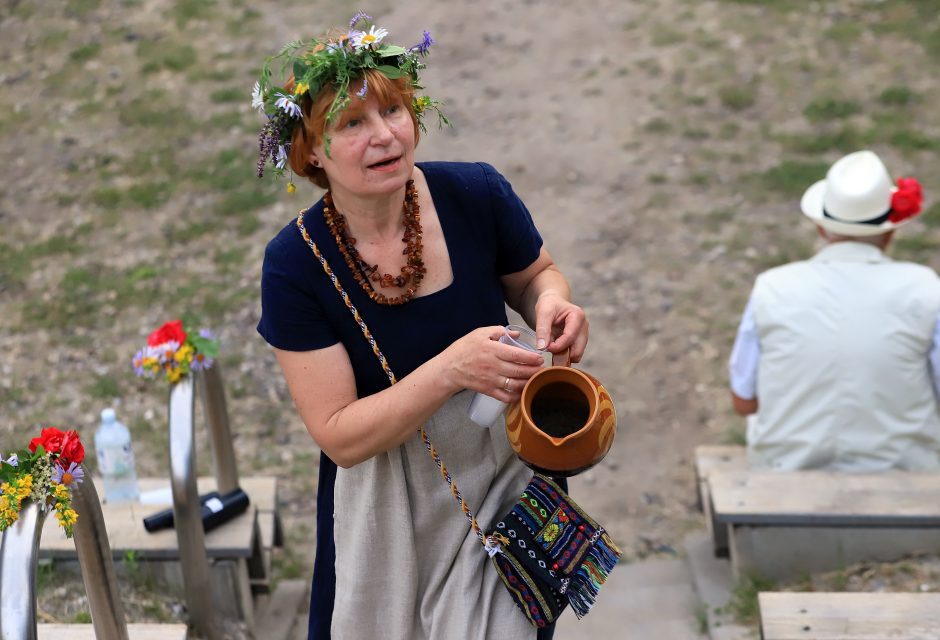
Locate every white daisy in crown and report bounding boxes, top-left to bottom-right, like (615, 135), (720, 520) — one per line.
(352, 25), (388, 49)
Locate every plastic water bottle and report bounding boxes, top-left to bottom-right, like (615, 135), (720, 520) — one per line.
(94, 408), (140, 503)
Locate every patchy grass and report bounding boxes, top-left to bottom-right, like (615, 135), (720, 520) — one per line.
(120, 91), (192, 130)
(729, 574), (776, 625)
(171, 0), (217, 27)
(718, 84), (757, 111)
(803, 98), (861, 122)
(20, 262), (162, 331)
(756, 161), (829, 198)
(69, 41), (101, 62)
(893, 236), (939, 261)
(777, 126), (866, 154)
(920, 202), (940, 228)
(136, 40), (197, 74)
(85, 374), (122, 400)
(878, 86), (918, 107)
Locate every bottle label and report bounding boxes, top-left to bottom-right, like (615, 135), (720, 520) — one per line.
(96, 443), (135, 478)
(205, 497), (224, 513)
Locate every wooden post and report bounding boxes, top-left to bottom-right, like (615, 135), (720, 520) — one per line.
(198, 366), (240, 495)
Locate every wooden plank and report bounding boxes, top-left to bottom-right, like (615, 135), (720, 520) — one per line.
(759, 592), (940, 640)
(694, 444), (747, 485)
(694, 445), (746, 556)
(38, 476), (277, 560)
(710, 471), (940, 526)
(38, 623), (188, 639)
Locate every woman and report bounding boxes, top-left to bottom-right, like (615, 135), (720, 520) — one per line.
(256, 14), (589, 640)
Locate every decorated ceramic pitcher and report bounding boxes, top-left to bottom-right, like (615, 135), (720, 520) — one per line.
(504, 365), (617, 476)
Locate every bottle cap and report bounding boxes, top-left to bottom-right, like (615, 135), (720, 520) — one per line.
(101, 408), (116, 422)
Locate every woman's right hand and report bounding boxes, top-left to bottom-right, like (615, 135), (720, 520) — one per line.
(440, 326), (545, 402)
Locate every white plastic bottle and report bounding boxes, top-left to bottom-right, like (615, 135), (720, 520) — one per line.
(94, 408), (140, 503)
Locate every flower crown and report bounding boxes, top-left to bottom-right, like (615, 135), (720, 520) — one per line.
(1, 427), (86, 538)
(253, 11), (448, 188)
(132, 319), (220, 384)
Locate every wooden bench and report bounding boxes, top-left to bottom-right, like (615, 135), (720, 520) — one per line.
(38, 624), (188, 639)
(38, 476), (282, 626)
(759, 592), (940, 639)
(694, 445), (748, 556)
(696, 446), (940, 581)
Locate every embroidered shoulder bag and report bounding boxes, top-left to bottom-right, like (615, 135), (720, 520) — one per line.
(296, 212), (622, 628)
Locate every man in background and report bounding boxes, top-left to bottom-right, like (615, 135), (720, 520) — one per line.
(729, 150), (940, 470)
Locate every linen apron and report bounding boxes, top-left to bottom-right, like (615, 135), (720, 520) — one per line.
(331, 390), (536, 640)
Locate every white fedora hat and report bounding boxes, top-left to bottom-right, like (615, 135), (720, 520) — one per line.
(801, 150), (914, 236)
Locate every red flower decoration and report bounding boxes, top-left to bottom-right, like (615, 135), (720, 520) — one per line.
(58, 430), (85, 465)
(29, 427), (65, 456)
(28, 427), (85, 465)
(889, 176), (924, 223)
(147, 319), (187, 347)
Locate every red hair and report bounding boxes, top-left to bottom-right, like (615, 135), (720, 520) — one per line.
(288, 69), (420, 188)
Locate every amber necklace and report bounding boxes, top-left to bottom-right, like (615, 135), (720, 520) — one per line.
(322, 180), (426, 306)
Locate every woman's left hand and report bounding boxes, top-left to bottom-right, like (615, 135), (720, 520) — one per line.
(533, 291), (589, 363)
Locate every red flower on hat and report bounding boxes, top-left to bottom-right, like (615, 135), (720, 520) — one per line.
(889, 176), (923, 223)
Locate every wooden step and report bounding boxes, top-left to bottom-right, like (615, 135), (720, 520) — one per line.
(38, 623), (187, 639)
(759, 592), (940, 639)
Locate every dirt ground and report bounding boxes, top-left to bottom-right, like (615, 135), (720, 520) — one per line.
(3, 0), (940, 626)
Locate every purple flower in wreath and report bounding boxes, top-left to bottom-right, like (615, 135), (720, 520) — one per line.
(410, 30), (434, 56)
(349, 10), (372, 28)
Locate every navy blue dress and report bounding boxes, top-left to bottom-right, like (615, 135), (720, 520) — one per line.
(258, 161), (559, 639)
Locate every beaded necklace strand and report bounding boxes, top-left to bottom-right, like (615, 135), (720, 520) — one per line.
(322, 180), (426, 306)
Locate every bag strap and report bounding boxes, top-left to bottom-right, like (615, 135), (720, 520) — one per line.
(295, 212), (496, 553)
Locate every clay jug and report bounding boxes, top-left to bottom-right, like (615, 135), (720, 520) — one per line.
(504, 365), (617, 476)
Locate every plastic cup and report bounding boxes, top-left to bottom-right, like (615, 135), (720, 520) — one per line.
(467, 325), (548, 427)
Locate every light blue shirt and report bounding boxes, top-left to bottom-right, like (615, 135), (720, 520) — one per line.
(729, 297), (940, 400)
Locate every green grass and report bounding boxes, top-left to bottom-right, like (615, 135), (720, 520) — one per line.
(878, 86), (918, 107)
(137, 40), (197, 74)
(729, 574), (775, 624)
(85, 374), (121, 400)
(72, 611), (92, 623)
(756, 160), (829, 198)
(718, 84), (756, 111)
(777, 126), (866, 154)
(643, 118), (672, 134)
(893, 235), (939, 261)
(69, 42), (101, 63)
(0, 235), (88, 288)
(120, 91), (192, 130)
(920, 202), (940, 228)
(171, 0), (217, 27)
(209, 87), (245, 103)
(65, 0), (101, 16)
(21, 262), (162, 331)
(804, 98), (861, 122)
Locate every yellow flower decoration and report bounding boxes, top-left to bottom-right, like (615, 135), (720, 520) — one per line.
(294, 82), (309, 96)
(287, 182), (296, 194)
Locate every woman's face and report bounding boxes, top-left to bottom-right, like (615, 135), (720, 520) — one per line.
(310, 91), (416, 201)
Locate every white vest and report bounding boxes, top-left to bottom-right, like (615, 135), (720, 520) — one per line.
(749, 241), (940, 471)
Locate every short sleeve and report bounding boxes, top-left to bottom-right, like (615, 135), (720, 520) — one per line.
(479, 163), (543, 275)
(257, 231), (339, 352)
